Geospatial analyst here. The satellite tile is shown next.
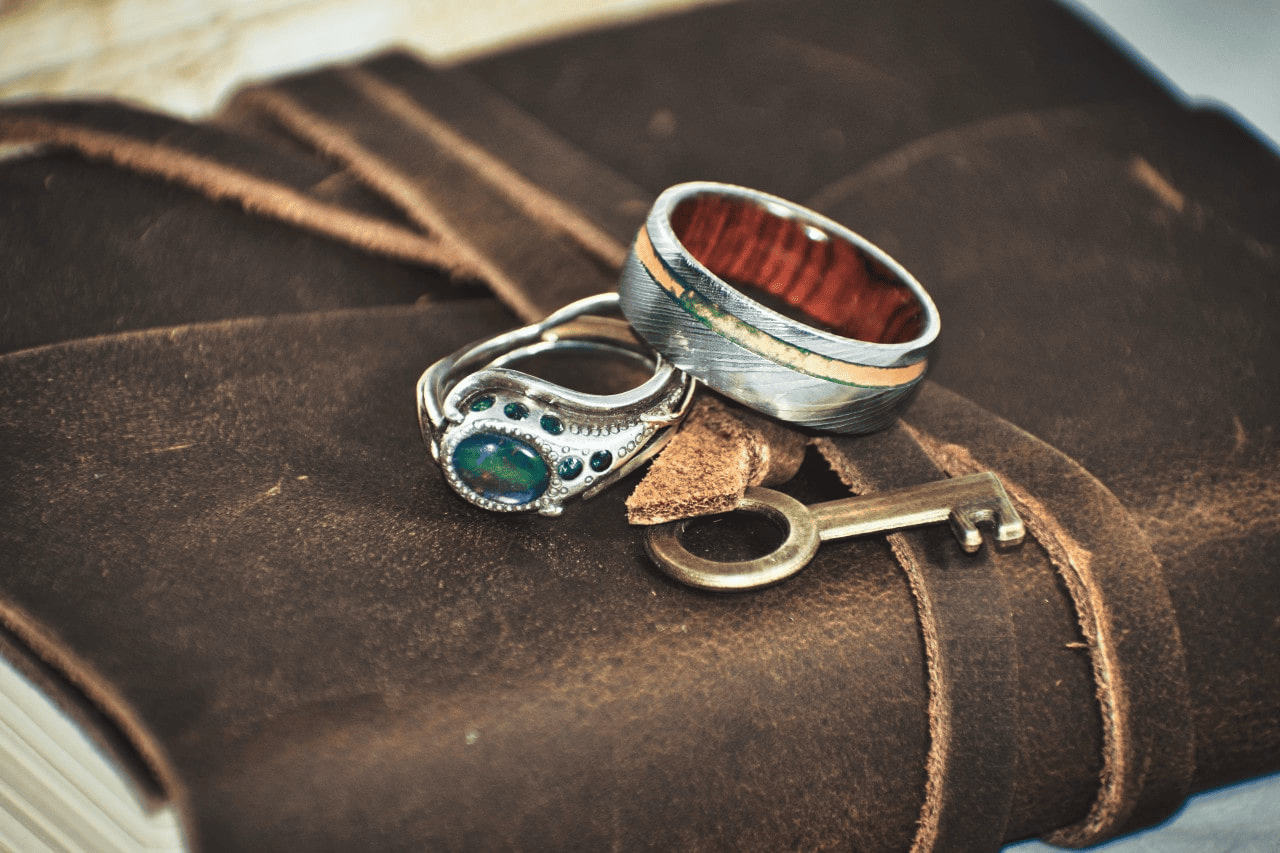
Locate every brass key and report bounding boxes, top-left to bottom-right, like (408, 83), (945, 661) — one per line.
(646, 471), (1025, 591)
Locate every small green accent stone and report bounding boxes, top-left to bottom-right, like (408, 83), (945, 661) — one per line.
(557, 457), (583, 481)
(469, 394), (495, 412)
(452, 433), (549, 505)
(540, 414), (564, 435)
(590, 450), (613, 473)
(504, 402), (529, 420)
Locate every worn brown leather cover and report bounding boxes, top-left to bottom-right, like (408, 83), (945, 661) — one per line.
(1, 1), (1277, 851)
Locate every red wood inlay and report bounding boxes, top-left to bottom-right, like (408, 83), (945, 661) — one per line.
(671, 195), (923, 344)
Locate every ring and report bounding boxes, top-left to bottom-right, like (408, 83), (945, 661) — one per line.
(417, 293), (695, 516)
(618, 182), (940, 433)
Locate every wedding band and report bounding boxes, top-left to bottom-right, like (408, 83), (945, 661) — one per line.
(619, 182), (939, 433)
(418, 293), (695, 516)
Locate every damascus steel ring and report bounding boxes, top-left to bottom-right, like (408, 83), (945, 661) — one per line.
(619, 182), (940, 433)
(418, 293), (695, 516)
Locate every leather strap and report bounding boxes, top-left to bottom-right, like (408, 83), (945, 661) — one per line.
(818, 425), (1017, 853)
(904, 383), (1194, 845)
(224, 61), (640, 322)
(0, 103), (473, 278)
(357, 51), (651, 254)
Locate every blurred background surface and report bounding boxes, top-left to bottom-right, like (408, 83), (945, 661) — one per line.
(0, 0), (1276, 152)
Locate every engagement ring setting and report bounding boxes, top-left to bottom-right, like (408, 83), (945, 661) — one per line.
(418, 293), (695, 515)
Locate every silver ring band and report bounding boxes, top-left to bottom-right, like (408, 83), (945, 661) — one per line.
(619, 182), (940, 433)
(417, 293), (695, 516)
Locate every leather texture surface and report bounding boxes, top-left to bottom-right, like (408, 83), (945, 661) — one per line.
(1, 1), (1278, 851)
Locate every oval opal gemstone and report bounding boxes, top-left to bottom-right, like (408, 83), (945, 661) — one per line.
(452, 433), (549, 505)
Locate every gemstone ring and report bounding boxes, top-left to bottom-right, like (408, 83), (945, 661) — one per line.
(417, 293), (695, 516)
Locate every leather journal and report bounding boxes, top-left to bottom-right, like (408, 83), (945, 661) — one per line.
(1, 1), (1277, 850)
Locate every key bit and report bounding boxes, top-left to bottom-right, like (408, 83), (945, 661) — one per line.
(647, 471), (1026, 591)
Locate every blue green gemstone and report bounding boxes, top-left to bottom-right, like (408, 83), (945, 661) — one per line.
(469, 394), (495, 412)
(557, 456), (583, 481)
(590, 450), (613, 473)
(452, 433), (549, 505)
(540, 414), (564, 435)
(504, 401), (529, 420)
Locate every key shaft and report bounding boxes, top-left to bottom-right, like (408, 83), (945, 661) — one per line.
(810, 472), (1025, 552)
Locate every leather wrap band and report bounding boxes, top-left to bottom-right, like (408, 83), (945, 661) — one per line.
(904, 384), (1195, 846)
(819, 425), (1017, 853)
